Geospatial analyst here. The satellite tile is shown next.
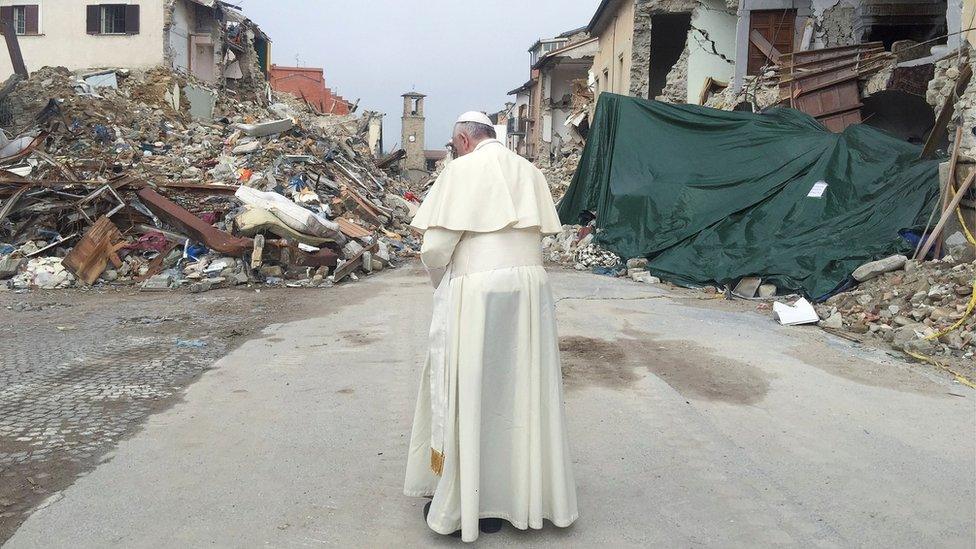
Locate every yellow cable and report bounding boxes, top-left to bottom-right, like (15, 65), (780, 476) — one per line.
(924, 279), (976, 341)
(947, 182), (976, 244)
(904, 350), (976, 389)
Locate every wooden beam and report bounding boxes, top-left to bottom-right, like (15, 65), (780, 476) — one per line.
(933, 126), (966, 257)
(750, 30), (782, 65)
(917, 170), (976, 260)
(0, 19), (28, 77)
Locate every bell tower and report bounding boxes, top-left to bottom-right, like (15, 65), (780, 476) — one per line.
(401, 92), (427, 180)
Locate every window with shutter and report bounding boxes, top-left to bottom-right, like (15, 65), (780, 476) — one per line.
(124, 4), (139, 35)
(0, 7), (11, 35)
(0, 5), (39, 35)
(86, 5), (101, 34)
(24, 4), (38, 34)
(87, 4), (137, 35)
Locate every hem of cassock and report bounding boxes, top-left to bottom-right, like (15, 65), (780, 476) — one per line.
(428, 512), (580, 537)
(403, 489), (436, 498)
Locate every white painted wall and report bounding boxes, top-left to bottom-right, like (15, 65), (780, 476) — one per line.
(687, 0), (738, 103)
(548, 63), (583, 142)
(0, 0), (166, 78)
(169, 0), (192, 73)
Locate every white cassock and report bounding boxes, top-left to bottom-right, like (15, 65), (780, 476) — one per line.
(403, 139), (579, 542)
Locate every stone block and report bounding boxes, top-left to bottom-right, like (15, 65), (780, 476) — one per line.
(853, 255), (907, 282)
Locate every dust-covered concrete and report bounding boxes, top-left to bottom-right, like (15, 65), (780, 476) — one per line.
(5, 265), (975, 547)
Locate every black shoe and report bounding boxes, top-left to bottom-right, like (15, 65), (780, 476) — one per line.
(479, 518), (503, 534)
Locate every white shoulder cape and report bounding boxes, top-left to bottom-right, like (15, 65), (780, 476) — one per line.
(410, 140), (562, 234)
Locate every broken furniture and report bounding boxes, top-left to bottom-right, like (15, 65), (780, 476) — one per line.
(62, 215), (125, 285)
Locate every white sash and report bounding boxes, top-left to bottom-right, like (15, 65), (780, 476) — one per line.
(428, 266), (452, 475)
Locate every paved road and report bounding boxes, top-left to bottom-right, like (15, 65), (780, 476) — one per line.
(7, 265), (975, 548)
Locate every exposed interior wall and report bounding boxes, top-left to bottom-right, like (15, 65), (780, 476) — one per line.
(813, 0), (856, 48)
(168, 1), (192, 73)
(166, 0), (221, 83)
(548, 63), (588, 147)
(928, 47), (976, 158)
(686, 0), (737, 103)
(647, 13), (692, 98)
(630, 0), (699, 99)
(657, 44), (691, 102)
(0, 0), (167, 78)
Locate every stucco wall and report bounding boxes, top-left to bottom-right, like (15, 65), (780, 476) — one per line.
(686, 0), (737, 102)
(0, 0), (167, 78)
(169, 0), (192, 73)
(591, 0), (636, 99)
(548, 63), (587, 144)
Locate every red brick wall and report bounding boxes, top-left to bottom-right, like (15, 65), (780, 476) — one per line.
(269, 65), (352, 115)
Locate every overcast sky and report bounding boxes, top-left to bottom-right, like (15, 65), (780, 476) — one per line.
(236, 0), (600, 152)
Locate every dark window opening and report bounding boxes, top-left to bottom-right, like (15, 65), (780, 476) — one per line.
(648, 13), (693, 98)
(13, 6), (25, 34)
(861, 90), (937, 146)
(87, 4), (139, 35)
(864, 24), (947, 51)
(102, 5), (126, 34)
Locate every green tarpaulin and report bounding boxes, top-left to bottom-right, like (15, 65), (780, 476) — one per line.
(558, 93), (941, 298)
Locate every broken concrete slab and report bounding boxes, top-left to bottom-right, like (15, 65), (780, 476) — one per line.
(140, 273), (173, 291)
(758, 284), (777, 298)
(853, 255), (907, 282)
(184, 84), (218, 121)
(733, 277), (763, 298)
(945, 231), (975, 263)
(233, 118), (294, 138)
(232, 141), (261, 155)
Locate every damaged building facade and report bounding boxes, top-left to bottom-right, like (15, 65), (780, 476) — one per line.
(0, 0), (271, 94)
(508, 0), (973, 169)
(507, 28), (595, 163)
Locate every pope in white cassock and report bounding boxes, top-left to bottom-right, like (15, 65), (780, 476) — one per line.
(403, 111), (579, 542)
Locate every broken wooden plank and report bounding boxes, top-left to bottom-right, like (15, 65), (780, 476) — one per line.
(336, 217), (372, 240)
(137, 187), (254, 256)
(917, 170), (976, 260)
(750, 30), (782, 65)
(330, 241), (378, 283)
(0, 19), (28, 78)
(62, 216), (125, 285)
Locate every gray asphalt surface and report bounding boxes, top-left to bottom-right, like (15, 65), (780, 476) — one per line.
(7, 265), (975, 548)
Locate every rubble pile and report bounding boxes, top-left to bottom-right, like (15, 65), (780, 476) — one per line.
(0, 66), (421, 291)
(542, 224), (625, 274)
(539, 145), (582, 200)
(927, 47), (975, 158)
(815, 257), (975, 362)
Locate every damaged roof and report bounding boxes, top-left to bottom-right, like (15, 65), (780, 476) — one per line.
(507, 79), (535, 96)
(587, 0), (623, 34)
(532, 37), (599, 70)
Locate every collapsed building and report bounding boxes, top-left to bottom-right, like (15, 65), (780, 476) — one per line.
(0, 0), (272, 100)
(0, 1), (422, 293)
(512, 0), (975, 370)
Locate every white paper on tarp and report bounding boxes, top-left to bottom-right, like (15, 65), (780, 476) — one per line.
(773, 298), (820, 325)
(235, 186), (341, 239)
(807, 181), (828, 198)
